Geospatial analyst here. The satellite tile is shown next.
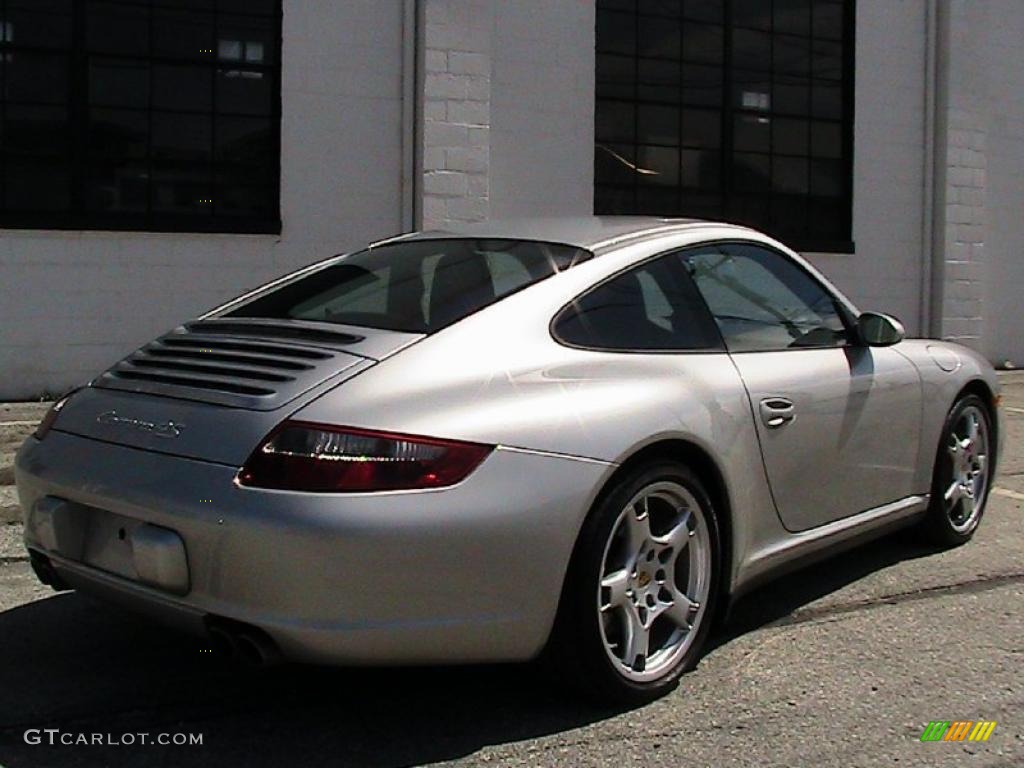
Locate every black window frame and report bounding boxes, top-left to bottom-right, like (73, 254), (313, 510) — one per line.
(594, 0), (855, 254)
(0, 0), (282, 234)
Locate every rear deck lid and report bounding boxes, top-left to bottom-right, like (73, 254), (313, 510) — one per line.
(53, 319), (421, 465)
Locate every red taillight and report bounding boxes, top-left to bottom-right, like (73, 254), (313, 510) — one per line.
(237, 422), (494, 492)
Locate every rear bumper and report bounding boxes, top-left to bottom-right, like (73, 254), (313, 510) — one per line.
(15, 431), (610, 664)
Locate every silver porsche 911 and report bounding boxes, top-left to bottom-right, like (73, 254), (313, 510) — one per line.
(16, 217), (1001, 704)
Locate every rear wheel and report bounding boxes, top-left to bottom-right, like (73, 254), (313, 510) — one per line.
(549, 461), (720, 706)
(920, 394), (993, 546)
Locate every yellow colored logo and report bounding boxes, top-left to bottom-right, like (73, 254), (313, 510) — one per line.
(920, 721), (997, 742)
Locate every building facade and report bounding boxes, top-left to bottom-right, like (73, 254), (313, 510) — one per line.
(0, 0), (1021, 399)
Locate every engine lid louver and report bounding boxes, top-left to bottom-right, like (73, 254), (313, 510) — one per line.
(95, 320), (368, 410)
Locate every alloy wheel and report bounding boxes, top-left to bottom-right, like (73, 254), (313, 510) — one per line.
(596, 481), (712, 683)
(943, 404), (990, 533)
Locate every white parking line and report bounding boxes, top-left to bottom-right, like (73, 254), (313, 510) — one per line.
(1004, 406), (1024, 415)
(0, 420), (39, 427)
(993, 487), (1024, 502)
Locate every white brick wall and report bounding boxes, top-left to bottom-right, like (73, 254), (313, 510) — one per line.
(419, 0), (493, 229)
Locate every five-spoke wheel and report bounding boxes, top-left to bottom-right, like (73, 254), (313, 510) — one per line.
(598, 482), (711, 682)
(549, 461), (720, 705)
(923, 393), (994, 545)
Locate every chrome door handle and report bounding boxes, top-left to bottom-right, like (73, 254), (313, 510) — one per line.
(759, 397), (795, 428)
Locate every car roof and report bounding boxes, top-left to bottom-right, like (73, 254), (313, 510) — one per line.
(380, 216), (759, 252)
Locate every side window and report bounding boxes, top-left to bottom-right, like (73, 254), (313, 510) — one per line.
(682, 243), (849, 353)
(554, 254), (721, 351)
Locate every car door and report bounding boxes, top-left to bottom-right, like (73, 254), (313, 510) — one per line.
(679, 242), (922, 532)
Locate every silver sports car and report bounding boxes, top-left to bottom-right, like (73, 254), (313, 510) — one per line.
(15, 217), (1001, 704)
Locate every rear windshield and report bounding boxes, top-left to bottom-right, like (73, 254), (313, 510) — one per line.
(225, 238), (592, 333)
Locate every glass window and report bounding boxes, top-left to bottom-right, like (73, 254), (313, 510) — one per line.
(554, 253), (722, 351)
(0, 0), (281, 233)
(228, 239), (592, 334)
(681, 243), (848, 351)
(594, 0), (853, 251)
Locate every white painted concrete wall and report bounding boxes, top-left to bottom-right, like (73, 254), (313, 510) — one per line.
(980, 2), (1024, 366)
(489, 0), (595, 219)
(0, 0), (407, 400)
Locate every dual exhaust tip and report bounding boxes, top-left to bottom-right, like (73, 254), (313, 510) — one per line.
(205, 617), (282, 667)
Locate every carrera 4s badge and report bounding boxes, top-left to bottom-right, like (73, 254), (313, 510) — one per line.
(96, 410), (185, 439)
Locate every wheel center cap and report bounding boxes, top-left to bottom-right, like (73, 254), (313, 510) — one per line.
(637, 571), (651, 588)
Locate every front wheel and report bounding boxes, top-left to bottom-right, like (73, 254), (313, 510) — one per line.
(920, 394), (994, 546)
(548, 461), (721, 706)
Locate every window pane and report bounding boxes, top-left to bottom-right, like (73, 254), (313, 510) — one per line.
(812, 39), (843, 81)
(638, 15), (680, 59)
(773, 35), (810, 77)
(684, 244), (847, 352)
(682, 63), (722, 106)
(88, 108), (148, 159)
(596, 100), (635, 142)
(637, 104), (678, 145)
(215, 116), (273, 164)
(6, 156), (71, 210)
(216, 67), (272, 115)
(734, 0), (771, 30)
(218, 0), (276, 13)
(772, 155), (808, 193)
(595, 143), (637, 186)
(734, 114), (770, 152)
(682, 0), (723, 23)
(89, 58), (150, 108)
(732, 29), (770, 72)
(597, 10), (636, 55)
(153, 65), (213, 111)
(810, 158), (843, 196)
(774, 0), (811, 36)
(636, 145), (679, 186)
(810, 121), (842, 158)
(774, 78), (810, 114)
(812, 81), (842, 119)
(680, 148), (720, 189)
(153, 8), (216, 60)
(152, 113), (212, 165)
(218, 15), (276, 64)
(86, 158), (148, 212)
(597, 54), (635, 100)
(87, 1), (150, 55)
(636, 185), (679, 215)
(6, 6), (72, 48)
(6, 53), (69, 104)
(772, 117), (808, 155)
(683, 23), (723, 64)
(4, 105), (69, 155)
(595, 184), (634, 214)
(681, 109), (720, 148)
(734, 70), (771, 112)
(733, 152), (770, 192)
(151, 170), (213, 214)
(555, 254), (720, 351)
(813, 0), (844, 40)
(638, 58), (680, 103)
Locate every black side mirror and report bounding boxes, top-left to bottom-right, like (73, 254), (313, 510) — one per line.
(857, 312), (905, 347)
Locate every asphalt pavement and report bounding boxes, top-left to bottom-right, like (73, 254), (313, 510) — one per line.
(0, 376), (1021, 768)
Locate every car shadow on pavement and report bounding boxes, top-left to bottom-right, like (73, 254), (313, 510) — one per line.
(0, 532), (944, 768)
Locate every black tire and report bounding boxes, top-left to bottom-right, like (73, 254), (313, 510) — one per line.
(919, 393), (994, 547)
(547, 461), (721, 707)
